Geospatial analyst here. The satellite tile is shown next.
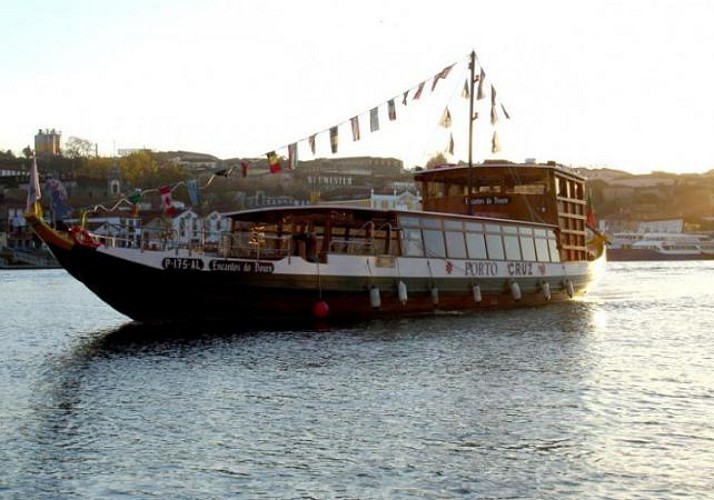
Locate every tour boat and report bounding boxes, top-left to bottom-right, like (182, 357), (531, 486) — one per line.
(25, 52), (606, 323)
(607, 232), (714, 261)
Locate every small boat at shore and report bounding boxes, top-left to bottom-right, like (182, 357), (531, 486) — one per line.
(25, 51), (606, 323)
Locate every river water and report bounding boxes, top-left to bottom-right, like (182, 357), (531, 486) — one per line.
(1, 262), (713, 499)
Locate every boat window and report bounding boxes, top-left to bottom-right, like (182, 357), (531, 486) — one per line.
(520, 236), (537, 261)
(518, 227), (533, 236)
(504, 234), (521, 260)
(445, 231), (467, 259)
(465, 222), (483, 232)
(485, 224), (502, 234)
(421, 218), (442, 229)
(535, 237), (550, 262)
(466, 232), (487, 259)
(400, 216), (420, 228)
(548, 237), (561, 262)
(534, 228), (547, 238)
(444, 220), (463, 231)
(423, 229), (446, 258)
(401, 228), (424, 257)
(486, 234), (505, 260)
(503, 226), (518, 235)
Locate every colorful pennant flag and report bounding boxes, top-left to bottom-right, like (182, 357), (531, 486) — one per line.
(461, 80), (470, 99)
(370, 107), (379, 132)
(46, 177), (70, 220)
(402, 91), (409, 105)
(491, 131), (501, 153)
(128, 189), (141, 204)
(267, 151), (281, 173)
(26, 156), (41, 213)
(241, 161), (250, 178)
(159, 185), (177, 217)
(477, 67), (486, 100)
(501, 103), (511, 119)
(440, 107), (452, 128)
(431, 64), (454, 91)
(413, 81), (425, 100)
(186, 179), (201, 207)
(288, 143), (298, 170)
(446, 133), (454, 155)
(329, 127), (339, 153)
(350, 116), (361, 141)
(388, 99), (396, 121)
(308, 134), (316, 155)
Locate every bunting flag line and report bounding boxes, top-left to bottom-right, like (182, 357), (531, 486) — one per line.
(350, 116), (361, 141)
(461, 80), (470, 99)
(388, 99), (397, 121)
(128, 189), (141, 204)
(501, 103), (511, 119)
(370, 107), (379, 132)
(440, 107), (452, 128)
(413, 81), (425, 100)
(308, 134), (316, 155)
(431, 64), (455, 91)
(329, 126), (339, 153)
(288, 143), (298, 170)
(241, 161), (250, 178)
(267, 151), (282, 173)
(402, 90), (409, 105)
(159, 185), (177, 217)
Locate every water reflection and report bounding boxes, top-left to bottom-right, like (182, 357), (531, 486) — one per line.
(19, 304), (603, 498)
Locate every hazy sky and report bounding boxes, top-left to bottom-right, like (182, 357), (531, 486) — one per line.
(3, 0), (713, 174)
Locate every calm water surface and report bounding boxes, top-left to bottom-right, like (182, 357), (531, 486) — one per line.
(1, 263), (713, 499)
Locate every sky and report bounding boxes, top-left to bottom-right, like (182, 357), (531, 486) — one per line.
(2, 0), (714, 175)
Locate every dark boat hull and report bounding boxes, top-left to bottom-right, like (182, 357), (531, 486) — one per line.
(45, 239), (600, 324)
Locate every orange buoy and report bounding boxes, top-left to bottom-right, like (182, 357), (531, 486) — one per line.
(313, 300), (329, 319)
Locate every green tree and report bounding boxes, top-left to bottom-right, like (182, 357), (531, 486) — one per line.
(64, 136), (95, 159)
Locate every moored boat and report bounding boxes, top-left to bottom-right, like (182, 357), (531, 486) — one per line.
(25, 51), (606, 323)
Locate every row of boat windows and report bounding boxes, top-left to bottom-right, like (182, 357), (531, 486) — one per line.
(399, 217), (561, 262)
(229, 216), (561, 263)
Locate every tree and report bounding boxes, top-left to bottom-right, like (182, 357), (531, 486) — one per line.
(22, 146), (33, 159)
(64, 136), (95, 159)
(425, 153), (448, 169)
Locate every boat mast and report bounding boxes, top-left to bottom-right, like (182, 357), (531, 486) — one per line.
(467, 50), (476, 215)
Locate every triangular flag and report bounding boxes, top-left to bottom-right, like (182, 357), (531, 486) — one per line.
(501, 103), (511, 119)
(439, 107), (452, 128)
(402, 91), (409, 105)
(491, 105), (498, 126)
(370, 107), (379, 132)
(491, 131), (501, 153)
(308, 134), (316, 155)
(267, 151), (281, 173)
(461, 80), (470, 99)
(288, 143), (298, 170)
(476, 67), (485, 100)
(159, 185), (177, 217)
(491, 84), (497, 106)
(241, 161), (250, 178)
(388, 99), (397, 121)
(413, 81), (425, 100)
(329, 126), (338, 153)
(350, 116), (360, 141)
(446, 133), (454, 155)
(431, 64), (455, 91)
(26, 156), (41, 214)
(186, 179), (200, 207)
